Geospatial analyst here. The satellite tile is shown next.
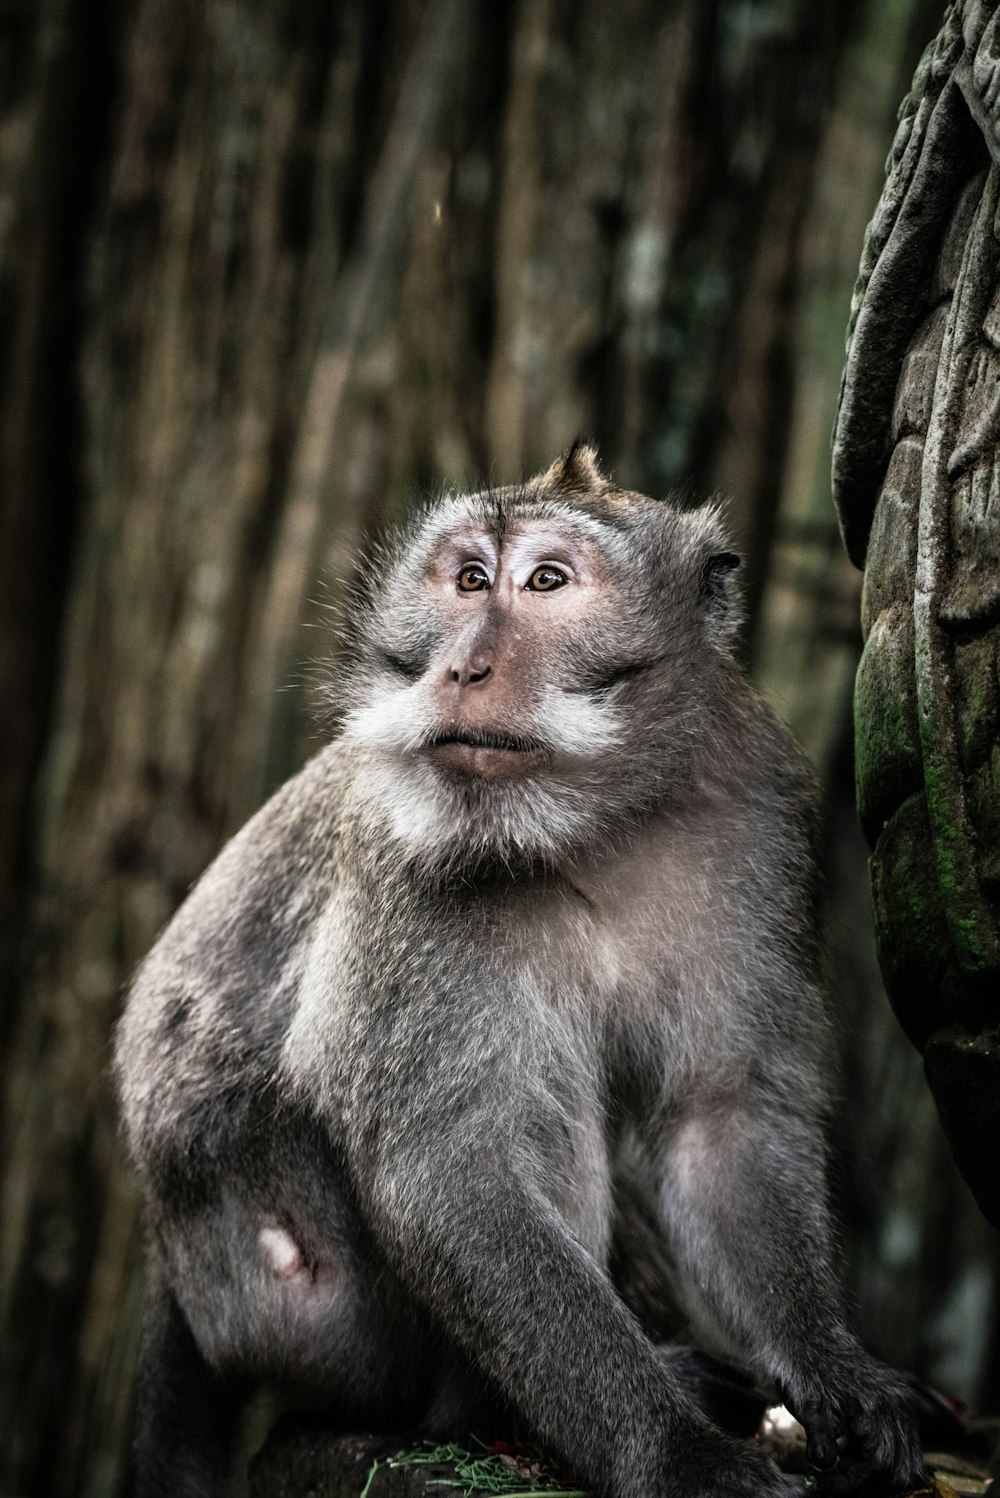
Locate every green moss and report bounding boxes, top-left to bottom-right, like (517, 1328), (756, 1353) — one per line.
(853, 621), (922, 837)
(922, 756), (990, 968)
(963, 676), (985, 761)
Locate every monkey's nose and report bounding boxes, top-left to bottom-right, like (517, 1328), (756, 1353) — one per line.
(449, 656), (492, 688)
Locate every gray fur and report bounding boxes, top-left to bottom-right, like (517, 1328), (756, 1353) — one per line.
(116, 447), (923, 1497)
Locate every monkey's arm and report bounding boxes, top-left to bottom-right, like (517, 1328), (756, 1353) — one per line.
(657, 1083), (925, 1494)
(342, 1043), (789, 1498)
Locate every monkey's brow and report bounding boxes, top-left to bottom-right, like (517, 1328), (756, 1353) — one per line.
(409, 523), (496, 569)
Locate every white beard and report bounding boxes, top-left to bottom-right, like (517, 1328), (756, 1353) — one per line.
(340, 677), (629, 871)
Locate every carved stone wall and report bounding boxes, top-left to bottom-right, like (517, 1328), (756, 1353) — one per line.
(834, 0), (1000, 1227)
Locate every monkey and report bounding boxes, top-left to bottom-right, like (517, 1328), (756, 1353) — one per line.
(115, 441), (927, 1498)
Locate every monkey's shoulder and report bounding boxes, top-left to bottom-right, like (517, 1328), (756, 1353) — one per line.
(115, 742), (360, 1164)
(547, 709), (825, 1039)
(697, 681), (823, 882)
(140, 741), (357, 974)
(745, 687), (820, 811)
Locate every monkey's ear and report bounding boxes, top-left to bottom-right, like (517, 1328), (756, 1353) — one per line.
(699, 549), (743, 648)
(701, 549), (741, 597)
(541, 437), (605, 495)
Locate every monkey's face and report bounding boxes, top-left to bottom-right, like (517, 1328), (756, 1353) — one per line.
(415, 514), (624, 785)
(337, 451), (740, 869)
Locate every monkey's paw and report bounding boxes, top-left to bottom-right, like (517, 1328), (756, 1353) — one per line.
(781, 1361), (928, 1496)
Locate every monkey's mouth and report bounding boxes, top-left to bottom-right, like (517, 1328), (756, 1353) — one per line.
(429, 727), (543, 753)
(424, 728), (550, 781)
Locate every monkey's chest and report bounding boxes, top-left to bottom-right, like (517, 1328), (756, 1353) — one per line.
(521, 877), (679, 1014)
(518, 871), (736, 1101)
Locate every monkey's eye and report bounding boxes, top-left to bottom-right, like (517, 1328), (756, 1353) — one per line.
(457, 563), (490, 592)
(526, 566), (567, 592)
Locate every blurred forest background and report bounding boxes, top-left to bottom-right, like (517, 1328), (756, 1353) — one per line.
(2, 0), (999, 1494)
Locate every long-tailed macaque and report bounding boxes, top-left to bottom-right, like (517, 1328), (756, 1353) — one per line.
(116, 444), (925, 1497)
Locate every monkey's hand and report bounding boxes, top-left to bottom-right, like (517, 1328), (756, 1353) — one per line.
(781, 1355), (928, 1496)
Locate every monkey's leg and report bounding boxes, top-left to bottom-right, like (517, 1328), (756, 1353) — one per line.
(133, 1265), (246, 1498)
(654, 1346), (769, 1439)
(159, 1165), (501, 1448)
(611, 1165), (769, 1439)
(658, 1097), (926, 1494)
(360, 1144), (794, 1498)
